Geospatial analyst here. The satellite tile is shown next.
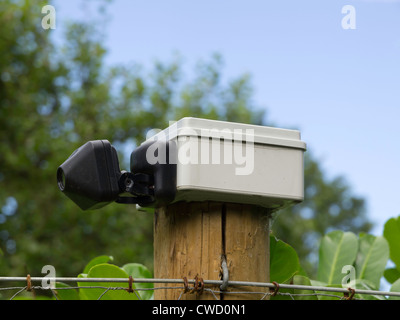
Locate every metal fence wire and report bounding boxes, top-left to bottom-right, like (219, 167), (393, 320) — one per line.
(1, 276), (400, 300)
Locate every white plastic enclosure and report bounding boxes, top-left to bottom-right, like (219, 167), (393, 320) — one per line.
(145, 117), (306, 211)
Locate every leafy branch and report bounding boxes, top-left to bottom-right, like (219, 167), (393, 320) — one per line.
(270, 215), (400, 300)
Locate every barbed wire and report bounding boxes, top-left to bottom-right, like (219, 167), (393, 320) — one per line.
(1, 276), (399, 300)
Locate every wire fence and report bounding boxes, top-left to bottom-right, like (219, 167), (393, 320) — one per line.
(1, 276), (400, 300)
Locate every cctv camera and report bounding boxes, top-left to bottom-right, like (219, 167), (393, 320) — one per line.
(57, 139), (176, 210)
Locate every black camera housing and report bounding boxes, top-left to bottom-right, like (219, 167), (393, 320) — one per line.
(130, 140), (177, 208)
(57, 139), (176, 210)
(57, 140), (121, 210)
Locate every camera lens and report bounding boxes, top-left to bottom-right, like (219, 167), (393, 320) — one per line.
(57, 167), (66, 191)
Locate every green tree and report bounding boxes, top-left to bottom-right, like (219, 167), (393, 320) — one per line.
(0, 0), (371, 281)
(272, 151), (371, 276)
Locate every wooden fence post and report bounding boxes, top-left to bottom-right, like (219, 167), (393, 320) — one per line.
(148, 117), (305, 300)
(153, 201), (271, 300)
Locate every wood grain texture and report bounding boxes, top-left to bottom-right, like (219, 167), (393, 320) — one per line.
(154, 201), (270, 300)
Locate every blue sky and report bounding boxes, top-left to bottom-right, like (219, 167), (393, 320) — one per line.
(54, 0), (400, 235)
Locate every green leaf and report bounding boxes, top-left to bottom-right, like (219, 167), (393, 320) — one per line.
(122, 263), (153, 300)
(309, 279), (327, 287)
(77, 273), (90, 300)
(354, 279), (386, 300)
(308, 279), (343, 300)
(389, 278), (400, 300)
(292, 275), (318, 300)
(355, 233), (389, 289)
(83, 255), (114, 274)
(12, 295), (54, 300)
(78, 263), (140, 300)
(316, 284), (344, 300)
(384, 268), (400, 284)
(55, 282), (80, 300)
(270, 235), (300, 284)
(308, 279), (346, 300)
(383, 217), (400, 271)
(317, 231), (358, 285)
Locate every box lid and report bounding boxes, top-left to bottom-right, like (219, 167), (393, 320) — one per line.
(149, 117), (306, 150)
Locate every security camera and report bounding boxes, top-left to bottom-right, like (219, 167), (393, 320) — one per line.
(57, 139), (176, 210)
(58, 118), (305, 212)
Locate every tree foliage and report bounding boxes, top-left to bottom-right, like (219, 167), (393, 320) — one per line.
(272, 151), (371, 275)
(0, 0), (371, 279)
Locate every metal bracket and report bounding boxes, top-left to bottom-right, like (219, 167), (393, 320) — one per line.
(115, 171), (155, 205)
(129, 140), (177, 208)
